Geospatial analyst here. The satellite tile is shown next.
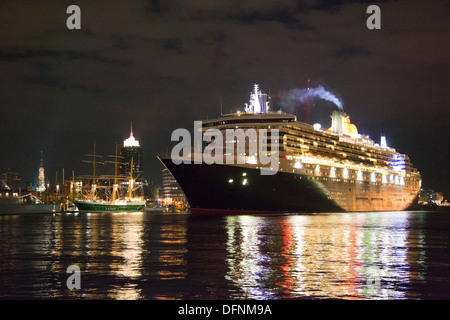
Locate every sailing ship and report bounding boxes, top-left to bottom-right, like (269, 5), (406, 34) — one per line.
(74, 144), (145, 212)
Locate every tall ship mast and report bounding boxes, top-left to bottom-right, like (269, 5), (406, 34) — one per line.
(159, 84), (422, 215)
(74, 140), (145, 212)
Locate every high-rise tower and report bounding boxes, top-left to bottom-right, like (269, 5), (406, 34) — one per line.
(120, 123), (143, 178)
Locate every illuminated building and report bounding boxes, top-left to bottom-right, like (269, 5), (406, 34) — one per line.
(161, 168), (187, 208)
(120, 125), (143, 178)
(159, 84), (422, 214)
(418, 189), (444, 205)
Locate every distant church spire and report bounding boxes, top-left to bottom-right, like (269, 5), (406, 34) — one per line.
(36, 151), (46, 192)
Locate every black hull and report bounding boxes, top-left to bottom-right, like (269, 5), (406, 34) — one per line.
(160, 158), (343, 215)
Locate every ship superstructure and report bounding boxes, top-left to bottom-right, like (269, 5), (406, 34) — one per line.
(160, 84), (421, 214)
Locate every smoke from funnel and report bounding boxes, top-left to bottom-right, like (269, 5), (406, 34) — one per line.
(287, 86), (344, 110)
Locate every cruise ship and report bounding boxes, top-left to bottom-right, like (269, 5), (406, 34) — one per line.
(159, 84), (421, 215)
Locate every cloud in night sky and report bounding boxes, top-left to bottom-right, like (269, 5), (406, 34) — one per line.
(0, 0), (449, 196)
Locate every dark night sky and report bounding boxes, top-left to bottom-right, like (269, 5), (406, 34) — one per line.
(0, 0), (449, 198)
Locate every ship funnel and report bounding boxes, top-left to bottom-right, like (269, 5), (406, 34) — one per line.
(330, 110), (358, 136)
(331, 110), (344, 134)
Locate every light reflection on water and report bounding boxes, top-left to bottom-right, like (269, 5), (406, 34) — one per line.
(0, 210), (447, 299)
(224, 212), (424, 299)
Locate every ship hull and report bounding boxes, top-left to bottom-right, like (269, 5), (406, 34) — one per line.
(160, 158), (419, 215)
(74, 201), (145, 212)
(0, 203), (58, 215)
(161, 158), (342, 214)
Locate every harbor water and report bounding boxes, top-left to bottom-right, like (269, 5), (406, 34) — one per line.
(0, 210), (449, 300)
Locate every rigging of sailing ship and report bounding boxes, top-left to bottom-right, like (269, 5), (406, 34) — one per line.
(74, 143), (145, 212)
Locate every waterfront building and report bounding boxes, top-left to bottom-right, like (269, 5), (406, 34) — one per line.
(419, 189), (444, 205)
(161, 168), (187, 208)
